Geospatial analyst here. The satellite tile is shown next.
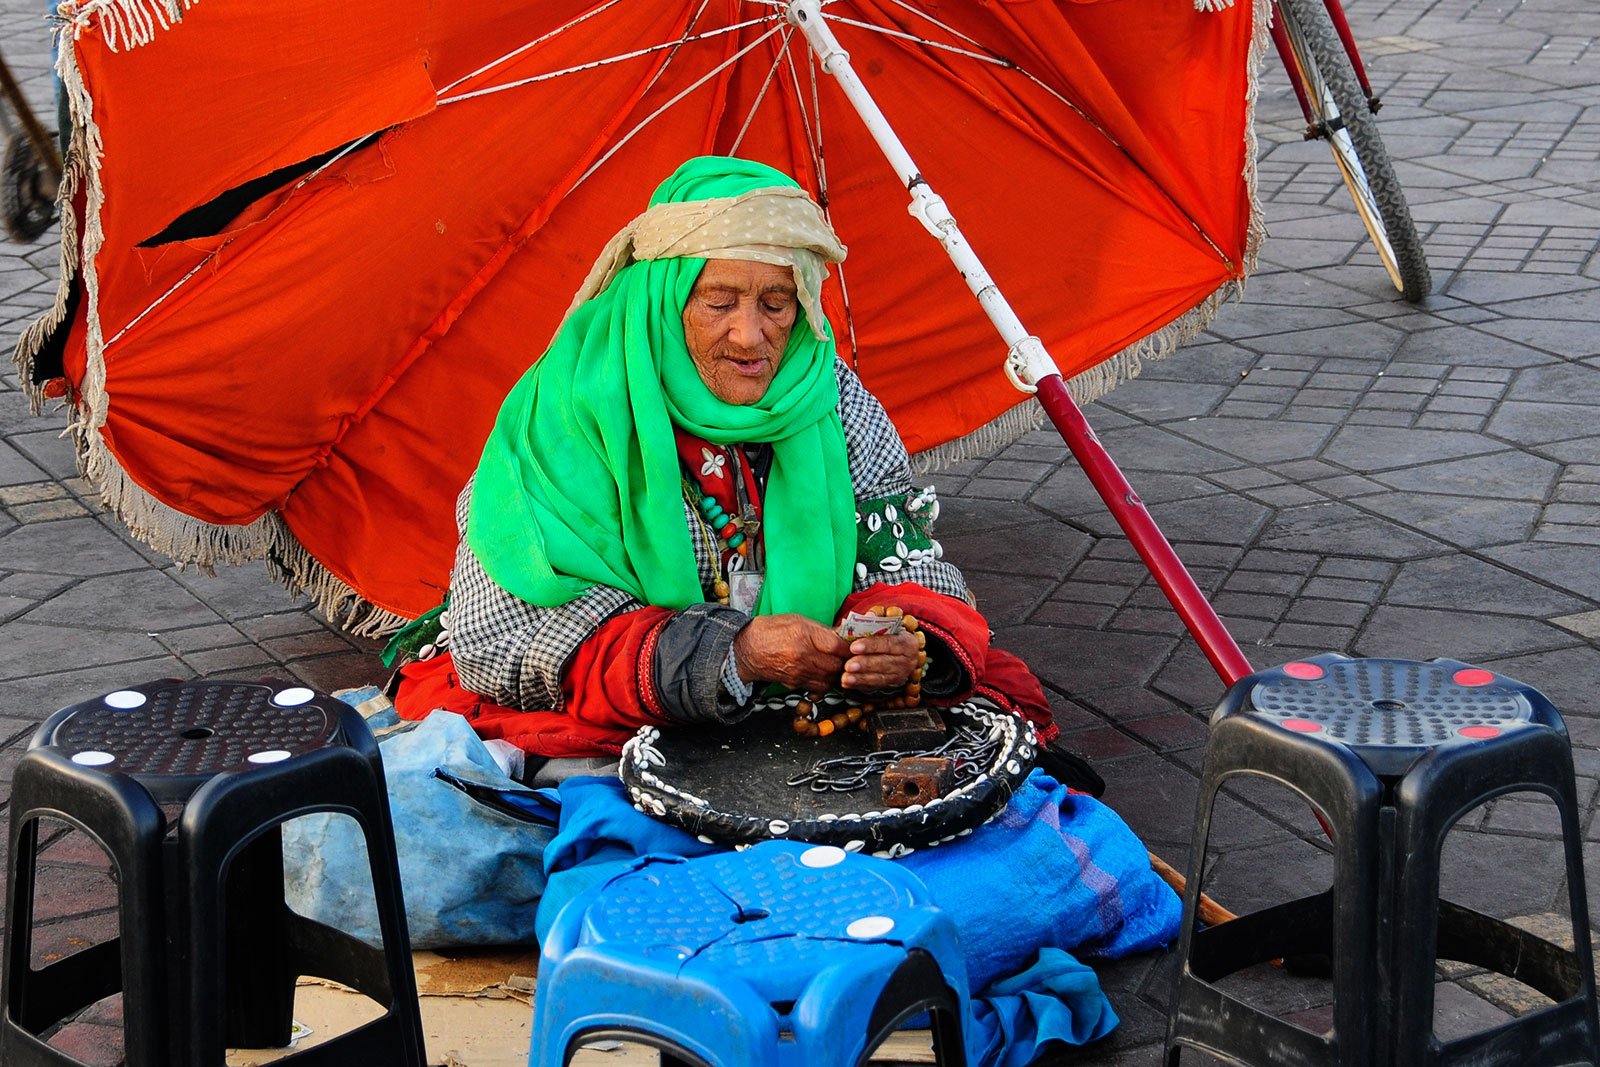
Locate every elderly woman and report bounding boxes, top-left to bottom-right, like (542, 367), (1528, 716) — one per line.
(358, 162), (1171, 1059)
(394, 155), (1063, 781)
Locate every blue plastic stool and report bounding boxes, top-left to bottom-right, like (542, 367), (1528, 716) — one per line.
(530, 840), (970, 1067)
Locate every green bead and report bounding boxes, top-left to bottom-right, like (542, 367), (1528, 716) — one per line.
(727, 532), (746, 548)
(700, 495), (718, 512)
(707, 508), (727, 525)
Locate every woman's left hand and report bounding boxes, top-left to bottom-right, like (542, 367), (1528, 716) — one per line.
(839, 632), (920, 690)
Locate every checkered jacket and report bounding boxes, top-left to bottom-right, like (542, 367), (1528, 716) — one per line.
(448, 359), (969, 716)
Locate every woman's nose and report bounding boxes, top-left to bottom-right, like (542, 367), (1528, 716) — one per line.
(726, 302), (764, 348)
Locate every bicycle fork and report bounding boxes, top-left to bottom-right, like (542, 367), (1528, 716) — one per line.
(1270, 0), (1381, 140)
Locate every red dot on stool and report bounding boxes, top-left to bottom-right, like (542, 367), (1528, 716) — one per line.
(1283, 662), (1325, 680)
(1453, 669), (1495, 687)
(1283, 718), (1323, 732)
(1459, 725), (1501, 739)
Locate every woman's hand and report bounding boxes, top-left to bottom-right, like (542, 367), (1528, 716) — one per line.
(839, 632), (921, 691)
(733, 614), (850, 692)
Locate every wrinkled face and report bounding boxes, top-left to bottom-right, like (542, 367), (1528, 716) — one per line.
(682, 259), (799, 406)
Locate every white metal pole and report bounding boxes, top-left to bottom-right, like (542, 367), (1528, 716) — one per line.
(785, 0), (1057, 395)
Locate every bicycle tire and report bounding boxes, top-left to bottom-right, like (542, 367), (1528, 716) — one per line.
(1277, 0), (1431, 301)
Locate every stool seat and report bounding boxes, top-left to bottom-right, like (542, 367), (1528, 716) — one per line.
(1165, 654), (1600, 1067)
(44, 682), (338, 797)
(2, 678), (427, 1067)
(1248, 657), (1535, 774)
(532, 841), (970, 1067)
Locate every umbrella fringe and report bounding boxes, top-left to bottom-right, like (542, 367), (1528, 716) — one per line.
(67, 411), (413, 637)
(56, 22), (112, 436)
(72, 419), (277, 569)
(264, 534), (417, 638)
(18, 15), (414, 639)
(1241, 0), (1271, 276)
(11, 43), (91, 414)
(63, 0), (198, 53)
(912, 272), (1247, 473)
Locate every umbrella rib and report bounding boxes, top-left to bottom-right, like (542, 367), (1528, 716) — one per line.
(571, 22), (786, 192)
(880, 0), (994, 55)
(828, 7), (1239, 276)
(780, 41), (822, 179)
(628, 0), (717, 121)
(786, 40), (861, 367)
(729, 26), (795, 155)
(437, 16), (774, 106)
(106, 5), (752, 349)
(435, 0), (630, 97)
(103, 257), (215, 351)
(821, 16), (1010, 67)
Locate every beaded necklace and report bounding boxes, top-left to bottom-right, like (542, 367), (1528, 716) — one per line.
(675, 430), (765, 606)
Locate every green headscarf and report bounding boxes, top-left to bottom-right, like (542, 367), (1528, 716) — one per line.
(467, 157), (856, 623)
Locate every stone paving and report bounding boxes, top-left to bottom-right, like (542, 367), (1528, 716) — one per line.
(0, 0), (1597, 1063)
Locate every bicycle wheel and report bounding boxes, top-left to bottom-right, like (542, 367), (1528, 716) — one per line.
(1276, 0), (1431, 301)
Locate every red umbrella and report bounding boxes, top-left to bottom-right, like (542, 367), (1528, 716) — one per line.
(19, 0), (1262, 670)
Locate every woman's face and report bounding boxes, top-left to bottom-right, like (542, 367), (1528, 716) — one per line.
(681, 260), (799, 405)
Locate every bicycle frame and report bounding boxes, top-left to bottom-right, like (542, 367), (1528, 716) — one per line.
(1271, 0), (1379, 137)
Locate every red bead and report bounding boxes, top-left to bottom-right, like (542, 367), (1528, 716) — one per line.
(719, 521), (738, 538)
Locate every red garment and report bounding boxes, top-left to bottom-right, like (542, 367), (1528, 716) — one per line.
(393, 605), (674, 756)
(395, 582), (1058, 755)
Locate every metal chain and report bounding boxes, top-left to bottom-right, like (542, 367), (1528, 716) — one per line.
(785, 717), (1003, 794)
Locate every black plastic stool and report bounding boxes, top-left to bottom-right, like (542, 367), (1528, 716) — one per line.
(1166, 653), (1600, 1067)
(1, 678), (427, 1066)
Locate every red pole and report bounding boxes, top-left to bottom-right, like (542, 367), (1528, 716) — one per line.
(1321, 0), (1377, 102)
(1269, 9), (1318, 130)
(1033, 374), (1253, 689)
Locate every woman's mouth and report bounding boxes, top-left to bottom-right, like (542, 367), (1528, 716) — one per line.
(726, 354), (771, 376)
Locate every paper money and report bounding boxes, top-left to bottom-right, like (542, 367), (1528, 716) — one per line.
(837, 611), (904, 639)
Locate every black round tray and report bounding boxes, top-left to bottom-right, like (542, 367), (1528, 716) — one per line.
(619, 696), (1038, 855)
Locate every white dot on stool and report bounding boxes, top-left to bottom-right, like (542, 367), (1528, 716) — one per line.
(846, 915), (895, 939)
(248, 750), (292, 764)
(801, 845), (846, 868)
(272, 687), (314, 707)
(103, 690), (146, 709)
(72, 751), (115, 766)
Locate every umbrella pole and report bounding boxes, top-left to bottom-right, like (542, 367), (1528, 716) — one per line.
(790, 0), (1254, 924)
(787, 1), (1253, 690)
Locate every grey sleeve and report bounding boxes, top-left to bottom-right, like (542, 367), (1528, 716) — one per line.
(652, 602), (757, 724)
(836, 360), (971, 601)
(447, 478), (643, 710)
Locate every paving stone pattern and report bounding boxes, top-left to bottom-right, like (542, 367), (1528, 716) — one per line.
(0, 0), (1597, 1063)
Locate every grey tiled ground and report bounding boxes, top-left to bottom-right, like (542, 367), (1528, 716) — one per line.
(1, 0), (1598, 1063)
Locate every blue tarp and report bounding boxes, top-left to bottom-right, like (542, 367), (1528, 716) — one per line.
(284, 703), (1181, 1065)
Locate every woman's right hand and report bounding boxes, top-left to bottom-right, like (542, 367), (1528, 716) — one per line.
(732, 614), (850, 693)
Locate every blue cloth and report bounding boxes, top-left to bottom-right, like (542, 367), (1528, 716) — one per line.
(533, 770), (1179, 1065)
(282, 709), (556, 948)
(971, 949), (1120, 1066)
